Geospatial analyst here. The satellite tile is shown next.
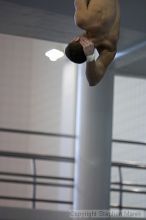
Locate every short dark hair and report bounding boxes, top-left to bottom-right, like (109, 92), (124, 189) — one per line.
(65, 41), (86, 64)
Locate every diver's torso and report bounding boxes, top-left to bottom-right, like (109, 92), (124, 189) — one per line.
(86, 0), (120, 51)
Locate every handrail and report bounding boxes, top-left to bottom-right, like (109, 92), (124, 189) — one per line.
(0, 150), (74, 208)
(0, 128), (75, 208)
(0, 196), (73, 205)
(112, 161), (146, 169)
(111, 188), (146, 194)
(112, 139), (146, 146)
(0, 129), (146, 211)
(111, 181), (146, 188)
(111, 161), (146, 212)
(0, 151), (75, 163)
(0, 178), (74, 188)
(111, 204), (146, 211)
(0, 171), (74, 181)
(0, 127), (76, 139)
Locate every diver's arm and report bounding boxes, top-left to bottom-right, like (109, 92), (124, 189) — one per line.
(86, 49), (116, 86)
(80, 37), (116, 86)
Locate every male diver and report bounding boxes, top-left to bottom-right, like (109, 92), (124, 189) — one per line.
(65, 0), (120, 86)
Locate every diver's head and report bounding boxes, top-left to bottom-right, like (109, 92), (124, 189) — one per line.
(65, 39), (86, 64)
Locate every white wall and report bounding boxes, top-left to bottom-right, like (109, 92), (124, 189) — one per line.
(0, 33), (77, 210)
(111, 75), (146, 211)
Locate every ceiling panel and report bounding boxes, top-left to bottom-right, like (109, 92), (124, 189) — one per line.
(3, 0), (146, 34)
(0, 0), (146, 76)
(116, 57), (146, 78)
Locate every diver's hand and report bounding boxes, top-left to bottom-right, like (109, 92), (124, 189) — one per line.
(80, 37), (95, 56)
(71, 36), (80, 42)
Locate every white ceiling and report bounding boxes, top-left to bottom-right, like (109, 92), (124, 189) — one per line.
(0, 0), (146, 77)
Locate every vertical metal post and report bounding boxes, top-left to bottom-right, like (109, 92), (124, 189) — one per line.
(119, 166), (123, 214)
(32, 159), (37, 209)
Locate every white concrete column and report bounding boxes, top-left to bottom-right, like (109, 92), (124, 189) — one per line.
(74, 64), (114, 211)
